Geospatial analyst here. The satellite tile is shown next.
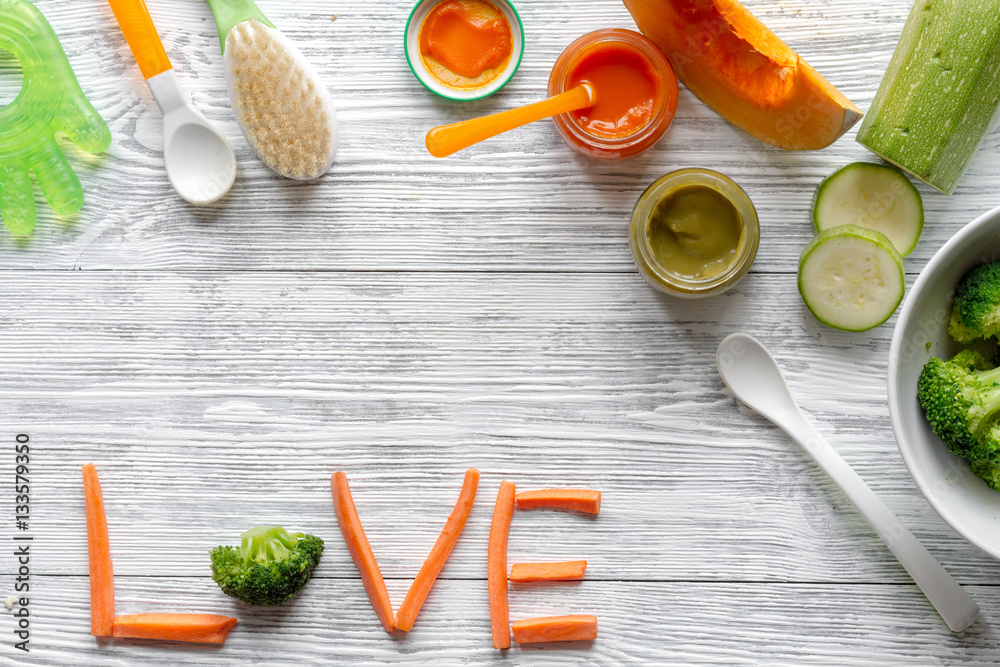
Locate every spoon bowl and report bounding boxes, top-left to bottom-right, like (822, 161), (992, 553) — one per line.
(147, 71), (236, 205)
(163, 115), (237, 206)
(716, 333), (803, 427)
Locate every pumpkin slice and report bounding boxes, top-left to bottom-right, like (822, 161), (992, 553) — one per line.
(623, 0), (862, 150)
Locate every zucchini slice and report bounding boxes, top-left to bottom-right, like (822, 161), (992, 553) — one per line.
(813, 162), (923, 256)
(798, 225), (904, 332)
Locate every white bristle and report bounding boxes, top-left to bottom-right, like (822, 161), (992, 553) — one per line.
(225, 19), (337, 180)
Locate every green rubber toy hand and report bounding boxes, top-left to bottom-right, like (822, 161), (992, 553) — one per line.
(0, 0), (111, 235)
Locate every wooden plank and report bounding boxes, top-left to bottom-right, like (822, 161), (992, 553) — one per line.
(13, 577), (1000, 665)
(6, 0), (996, 271)
(1, 271), (997, 585)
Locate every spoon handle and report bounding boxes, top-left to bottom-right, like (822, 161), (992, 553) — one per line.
(425, 85), (594, 158)
(784, 418), (979, 632)
(107, 0), (172, 80)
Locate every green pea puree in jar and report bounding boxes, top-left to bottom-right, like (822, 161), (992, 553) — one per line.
(645, 184), (742, 281)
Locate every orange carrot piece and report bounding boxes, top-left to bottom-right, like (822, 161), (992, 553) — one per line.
(515, 489), (601, 514)
(512, 615), (598, 644)
(331, 472), (396, 633)
(509, 560), (587, 582)
(488, 480), (516, 649)
(395, 468), (481, 632)
(82, 463), (115, 637)
(111, 614), (237, 644)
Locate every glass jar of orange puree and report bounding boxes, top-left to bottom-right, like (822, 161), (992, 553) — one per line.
(548, 30), (678, 161)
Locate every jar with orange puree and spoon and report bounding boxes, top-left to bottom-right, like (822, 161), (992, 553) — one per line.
(424, 29), (678, 159)
(548, 29), (678, 160)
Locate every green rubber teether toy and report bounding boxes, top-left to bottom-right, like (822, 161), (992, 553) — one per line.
(0, 0), (111, 235)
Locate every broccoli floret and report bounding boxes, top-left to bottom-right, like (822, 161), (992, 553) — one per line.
(949, 261), (1000, 343)
(971, 460), (1000, 491)
(917, 349), (1000, 462)
(211, 526), (323, 606)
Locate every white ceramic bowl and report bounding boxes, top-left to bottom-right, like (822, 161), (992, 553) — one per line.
(889, 204), (1000, 560)
(404, 0), (524, 101)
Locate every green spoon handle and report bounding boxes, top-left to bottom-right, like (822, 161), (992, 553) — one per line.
(204, 0), (274, 53)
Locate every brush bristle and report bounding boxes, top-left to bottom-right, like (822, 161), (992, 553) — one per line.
(228, 19), (334, 180)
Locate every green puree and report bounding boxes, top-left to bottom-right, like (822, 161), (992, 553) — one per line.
(646, 184), (742, 280)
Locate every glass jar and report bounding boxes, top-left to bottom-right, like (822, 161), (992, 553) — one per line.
(629, 168), (760, 298)
(547, 29), (678, 161)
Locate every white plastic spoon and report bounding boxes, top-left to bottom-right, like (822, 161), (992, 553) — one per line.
(716, 332), (979, 633)
(108, 0), (236, 204)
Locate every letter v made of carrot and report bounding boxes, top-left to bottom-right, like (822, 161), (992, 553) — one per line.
(331, 469), (480, 634)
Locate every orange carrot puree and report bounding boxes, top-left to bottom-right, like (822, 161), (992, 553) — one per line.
(566, 41), (659, 139)
(420, 0), (512, 88)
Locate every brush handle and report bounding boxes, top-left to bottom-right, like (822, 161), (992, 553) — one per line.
(204, 0), (275, 54)
(107, 0), (171, 80)
(425, 85), (594, 158)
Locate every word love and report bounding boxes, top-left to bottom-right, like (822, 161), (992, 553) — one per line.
(332, 470), (600, 647)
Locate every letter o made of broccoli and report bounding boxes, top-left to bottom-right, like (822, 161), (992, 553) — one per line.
(211, 526), (324, 606)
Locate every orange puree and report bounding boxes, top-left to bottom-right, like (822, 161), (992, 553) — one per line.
(419, 0), (512, 89)
(566, 42), (659, 138)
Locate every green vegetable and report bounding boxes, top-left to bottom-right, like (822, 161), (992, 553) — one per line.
(856, 0), (1000, 194)
(210, 526), (324, 606)
(948, 261), (1000, 344)
(922, 262), (1000, 492)
(798, 224), (904, 332)
(813, 162), (923, 256)
(917, 350), (1000, 464)
(971, 460), (1000, 491)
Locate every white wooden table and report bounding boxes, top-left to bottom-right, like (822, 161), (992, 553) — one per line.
(3, 0), (1000, 664)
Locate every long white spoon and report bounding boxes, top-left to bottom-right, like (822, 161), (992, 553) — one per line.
(716, 333), (979, 632)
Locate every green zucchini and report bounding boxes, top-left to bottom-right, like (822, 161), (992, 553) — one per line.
(856, 0), (1000, 195)
(813, 162), (923, 256)
(798, 225), (905, 332)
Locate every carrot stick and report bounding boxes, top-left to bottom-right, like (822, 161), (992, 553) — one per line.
(512, 615), (598, 644)
(82, 463), (115, 636)
(488, 480), (515, 649)
(515, 489), (601, 515)
(509, 560), (587, 582)
(111, 614), (237, 644)
(331, 472), (396, 633)
(395, 468), (481, 632)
